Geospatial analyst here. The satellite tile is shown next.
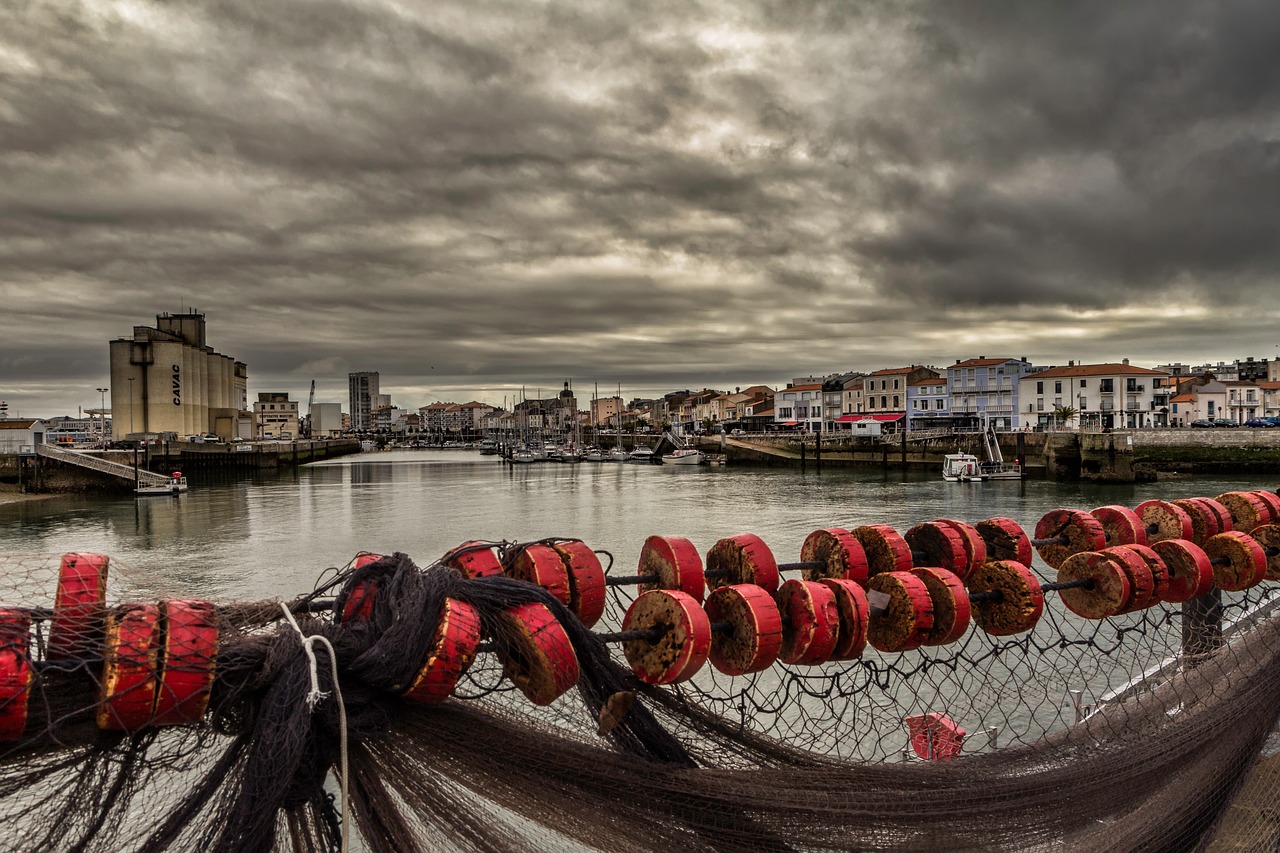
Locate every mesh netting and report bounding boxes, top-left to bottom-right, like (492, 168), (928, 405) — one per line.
(2, 494), (1280, 852)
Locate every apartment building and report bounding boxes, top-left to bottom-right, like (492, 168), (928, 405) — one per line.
(946, 357), (1034, 431)
(1018, 361), (1172, 429)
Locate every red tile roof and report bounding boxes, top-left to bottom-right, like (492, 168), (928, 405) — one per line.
(1029, 363), (1169, 378)
(951, 357), (1017, 367)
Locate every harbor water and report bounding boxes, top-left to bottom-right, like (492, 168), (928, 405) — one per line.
(0, 449), (1271, 603)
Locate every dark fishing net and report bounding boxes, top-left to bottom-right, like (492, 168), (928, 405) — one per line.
(2, 496), (1280, 852)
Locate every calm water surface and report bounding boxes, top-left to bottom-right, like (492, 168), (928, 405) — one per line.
(0, 449), (1272, 604)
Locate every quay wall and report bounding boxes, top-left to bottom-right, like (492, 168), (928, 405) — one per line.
(707, 429), (1280, 483)
(2, 440), (363, 494)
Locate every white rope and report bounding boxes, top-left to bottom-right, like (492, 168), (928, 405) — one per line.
(280, 603), (351, 853)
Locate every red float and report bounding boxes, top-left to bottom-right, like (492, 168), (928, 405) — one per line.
(706, 534), (780, 593)
(494, 602), (580, 706)
(98, 602), (161, 731)
(932, 519), (988, 578)
(0, 609), (32, 742)
(1215, 492), (1269, 534)
(905, 522), (971, 579)
(508, 544), (572, 606)
(799, 528), (869, 584)
(152, 600), (219, 726)
(1099, 546), (1156, 613)
(340, 552), (385, 623)
(1091, 505), (1149, 547)
(975, 517), (1033, 567)
(775, 580), (840, 665)
(866, 571), (934, 653)
(403, 597), (483, 703)
(1171, 499), (1223, 545)
(1151, 540), (1215, 603)
(1033, 510), (1106, 569)
(1119, 543), (1170, 605)
(551, 540), (607, 628)
(850, 524), (914, 578)
(1055, 552), (1132, 619)
(49, 552), (110, 661)
(910, 567), (971, 646)
(967, 560), (1045, 636)
(1203, 531), (1267, 592)
(621, 590), (712, 685)
(819, 578), (869, 661)
(704, 584), (783, 675)
(1249, 491), (1280, 526)
(637, 535), (706, 603)
(442, 542), (504, 579)
(1249, 524), (1280, 580)
(1136, 500), (1195, 544)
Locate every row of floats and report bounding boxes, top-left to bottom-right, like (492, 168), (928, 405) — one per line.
(2, 490), (1277, 736)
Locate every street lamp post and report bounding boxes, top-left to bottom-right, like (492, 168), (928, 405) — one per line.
(96, 387), (108, 442)
(127, 377), (135, 436)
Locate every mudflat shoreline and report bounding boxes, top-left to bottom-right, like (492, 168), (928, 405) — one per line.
(0, 485), (58, 506)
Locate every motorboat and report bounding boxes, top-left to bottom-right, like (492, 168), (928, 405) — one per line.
(607, 447), (631, 462)
(628, 446), (655, 462)
(509, 446), (538, 464)
(583, 446), (605, 462)
(478, 439), (499, 455)
(662, 447), (704, 466)
(942, 453), (981, 482)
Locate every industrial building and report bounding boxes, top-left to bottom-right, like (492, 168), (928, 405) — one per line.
(108, 312), (250, 440)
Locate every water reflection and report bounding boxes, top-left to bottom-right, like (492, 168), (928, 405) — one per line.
(0, 450), (1269, 605)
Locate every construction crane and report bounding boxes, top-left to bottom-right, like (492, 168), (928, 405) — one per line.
(305, 380), (316, 438)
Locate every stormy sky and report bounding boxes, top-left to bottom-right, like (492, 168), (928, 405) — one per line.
(3, 1), (1280, 417)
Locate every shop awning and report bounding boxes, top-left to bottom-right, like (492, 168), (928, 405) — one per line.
(780, 420), (799, 426)
(835, 414), (904, 423)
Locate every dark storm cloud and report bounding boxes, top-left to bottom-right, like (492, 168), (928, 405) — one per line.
(3, 0), (1279, 416)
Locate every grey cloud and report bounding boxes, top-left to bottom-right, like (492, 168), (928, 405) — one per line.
(3, 0), (1280, 416)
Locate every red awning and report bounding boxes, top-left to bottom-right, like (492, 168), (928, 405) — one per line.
(779, 420), (799, 426)
(835, 414), (904, 423)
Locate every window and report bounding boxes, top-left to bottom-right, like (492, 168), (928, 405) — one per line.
(778, 408), (793, 419)
(1036, 381), (1043, 394)
(1080, 379), (1087, 388)
(935, 399), (944, 410)
(893, 379), (900, 390)
(1055, 381), (1062, 393)
(880, 396), (888, 408)
(892, 395), (900, 408)
(1100, 379), (1114, 393)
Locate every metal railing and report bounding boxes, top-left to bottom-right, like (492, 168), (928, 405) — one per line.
(35, 443), (170, 487)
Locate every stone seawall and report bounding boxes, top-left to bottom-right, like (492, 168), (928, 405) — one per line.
(710, 429), (1280, 483)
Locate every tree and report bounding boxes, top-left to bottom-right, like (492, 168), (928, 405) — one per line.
(1052, 405), (1078, 430)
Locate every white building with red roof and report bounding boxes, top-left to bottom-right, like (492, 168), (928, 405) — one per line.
(1017, 361), (1172, 430)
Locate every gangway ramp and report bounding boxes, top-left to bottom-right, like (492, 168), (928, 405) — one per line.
(35, 444), (172, 489)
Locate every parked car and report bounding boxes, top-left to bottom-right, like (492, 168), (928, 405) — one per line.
(1211, 418), (1239, 428)
(1244, 418), (1277, 428)
(1189, 419), (1215, 428)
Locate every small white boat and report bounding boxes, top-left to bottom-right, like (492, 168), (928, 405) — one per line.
(583, 446), (605, 462)
(509, 446), (538, 464)
(607, 447), (631, 462)
(628, 446), (655, 462)
(662, 447), (704, 465)
(360, 440), (375, 452)
(942, 453), (981, 482)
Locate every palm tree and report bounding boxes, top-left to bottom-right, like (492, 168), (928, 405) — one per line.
(1052, 405), (1078, 431)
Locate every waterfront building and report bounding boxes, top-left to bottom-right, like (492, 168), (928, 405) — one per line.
(348, 372), (380, 431)
(862, 366), (941, 430)
(253, 393), (299, 439)
(310, 403), (343, 438)
(1260, 381), (1280, 419)
(946, 357), (1034, 431)
(1223, 380), (1265, 424)
(0, 419), (50, 454)
(1018, 361), (1172, 430)
(108, 312), (249, 441)
(773, 383), (823, 432)
(590, 395), (624, 427)
(907, 376), (951, 430)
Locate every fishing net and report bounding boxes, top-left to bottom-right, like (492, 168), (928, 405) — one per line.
(3, 489), (1280, 852)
